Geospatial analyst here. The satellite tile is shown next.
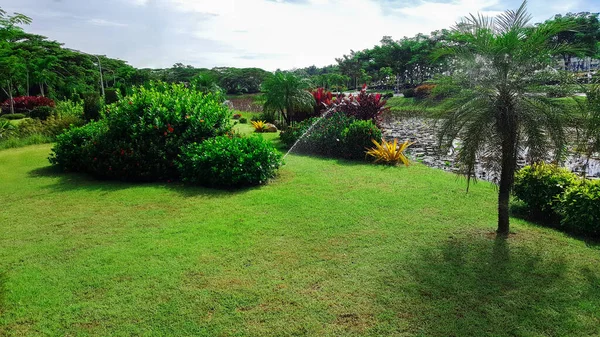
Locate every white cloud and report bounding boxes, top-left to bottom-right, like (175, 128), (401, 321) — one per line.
(87, 18), (129, 27)
(4, 0), (597, 69)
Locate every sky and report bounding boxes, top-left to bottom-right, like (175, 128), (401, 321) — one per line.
(3, 0), (598, 70)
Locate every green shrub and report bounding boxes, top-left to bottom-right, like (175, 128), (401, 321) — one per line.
(83, 92), (103, 122)
(17, 118), (44, 137)
(43, 115), (85, 137)
(283, 112), (356, 158)
(279, 117), (320, 147)
(50, 82), (232, 181)
(30, 106), (55, 120)
(558, 181), (600, 237)
(50, 121), (108, 172)
(55, 100), (83, 118)
(513, 163), (581, 222)
(0, 113), (26, 120)
(342, 120), (382, 160)
(402, 88), (415, 98)
(383, 92), (394, 99)
(177, 136), (283, 188)
(239, 117), (248, 124)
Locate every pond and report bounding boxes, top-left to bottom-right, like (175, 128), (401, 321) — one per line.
(382, 117), (600, 182)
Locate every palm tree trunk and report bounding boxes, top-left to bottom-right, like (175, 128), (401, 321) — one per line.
(497, 119), (518, 236)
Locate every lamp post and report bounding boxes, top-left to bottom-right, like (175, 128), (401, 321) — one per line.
(67, 48), (105, 97)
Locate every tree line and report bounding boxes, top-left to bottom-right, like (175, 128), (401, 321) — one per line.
(1, 6), (599, 108)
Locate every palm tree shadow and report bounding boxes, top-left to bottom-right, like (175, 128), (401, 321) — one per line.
(383, 235), (598, 336)
(27, 166), (258, 198)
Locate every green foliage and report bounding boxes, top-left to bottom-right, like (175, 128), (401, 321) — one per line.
(513, 163), (581, 222)
(279, 117), (319, 147)
(50, 82), (232, 181)
(0, 118), (16, 139)
(82, 92), (103, 122)
(29, 105), (55, 120)
(0, 112), (26, 120)
(341, 119), (382, 160)
(559, 181), (600, 237)
(262, 71), (315, 125)
(54, 99), (83, 118)
(177, 136), (283, 187)
(239, 117), (247, 124)
(104, 88), (119, 104)
(50, 121), (108, 172)
(280, 112), (381, 160)
(17, 115), (83, 138)
(436, 2), (577, 234)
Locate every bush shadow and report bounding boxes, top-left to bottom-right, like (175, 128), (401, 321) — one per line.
(384, 234), (598, 336)
(28, 165), (260, 199)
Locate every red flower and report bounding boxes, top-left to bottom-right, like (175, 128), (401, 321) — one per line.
(120, 149), (125, 156)
(167, 126), (174, 133)
(164, 132), (168, 136)
(129, 101), (133, 105)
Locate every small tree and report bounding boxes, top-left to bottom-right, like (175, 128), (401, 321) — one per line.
(262, 72), (315, 126)
(436, 1), (577, 235)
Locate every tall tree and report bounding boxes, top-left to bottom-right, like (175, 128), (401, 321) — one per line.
(0, 9), (31, 113)
(436, 1), (576, 235)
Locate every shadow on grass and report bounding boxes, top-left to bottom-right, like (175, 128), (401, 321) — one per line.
(386, 235), (599, 336)
(28, 166), (260, 198)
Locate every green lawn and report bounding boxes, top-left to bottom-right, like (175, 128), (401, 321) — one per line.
(1, 144), (599, 336)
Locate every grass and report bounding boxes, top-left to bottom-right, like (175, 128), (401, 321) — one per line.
(386, 97), (452, 117)
(1, 141), (600, 336)
(0, 134), (53, 151)
(387, 95), (589, 119)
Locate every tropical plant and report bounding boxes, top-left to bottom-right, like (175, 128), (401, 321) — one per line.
(311, 87), (334, 115)
(251, 120), (267, 133)
(262, 71), (315, 125)
(332, 85), (389, 127)
(434, 1), (576, 235)
(366, 138), (412, 166)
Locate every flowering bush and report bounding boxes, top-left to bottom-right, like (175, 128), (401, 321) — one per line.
(1, 96), (55, 112)
(177, 136), (283, 187)
(331, 85), (389, 127)
(50, 82), (232, 181)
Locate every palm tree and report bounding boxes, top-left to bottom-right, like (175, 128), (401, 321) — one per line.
(435, 1), (576, 235)
(262, 71), (315, 126)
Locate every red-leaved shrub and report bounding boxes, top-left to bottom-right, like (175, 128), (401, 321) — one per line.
(2, 96), (55, 112)
(331, 85), (389, 127)
(311, 88), (334, 114)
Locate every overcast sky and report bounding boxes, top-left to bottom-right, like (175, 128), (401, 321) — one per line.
(3, 0), (597, 70)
